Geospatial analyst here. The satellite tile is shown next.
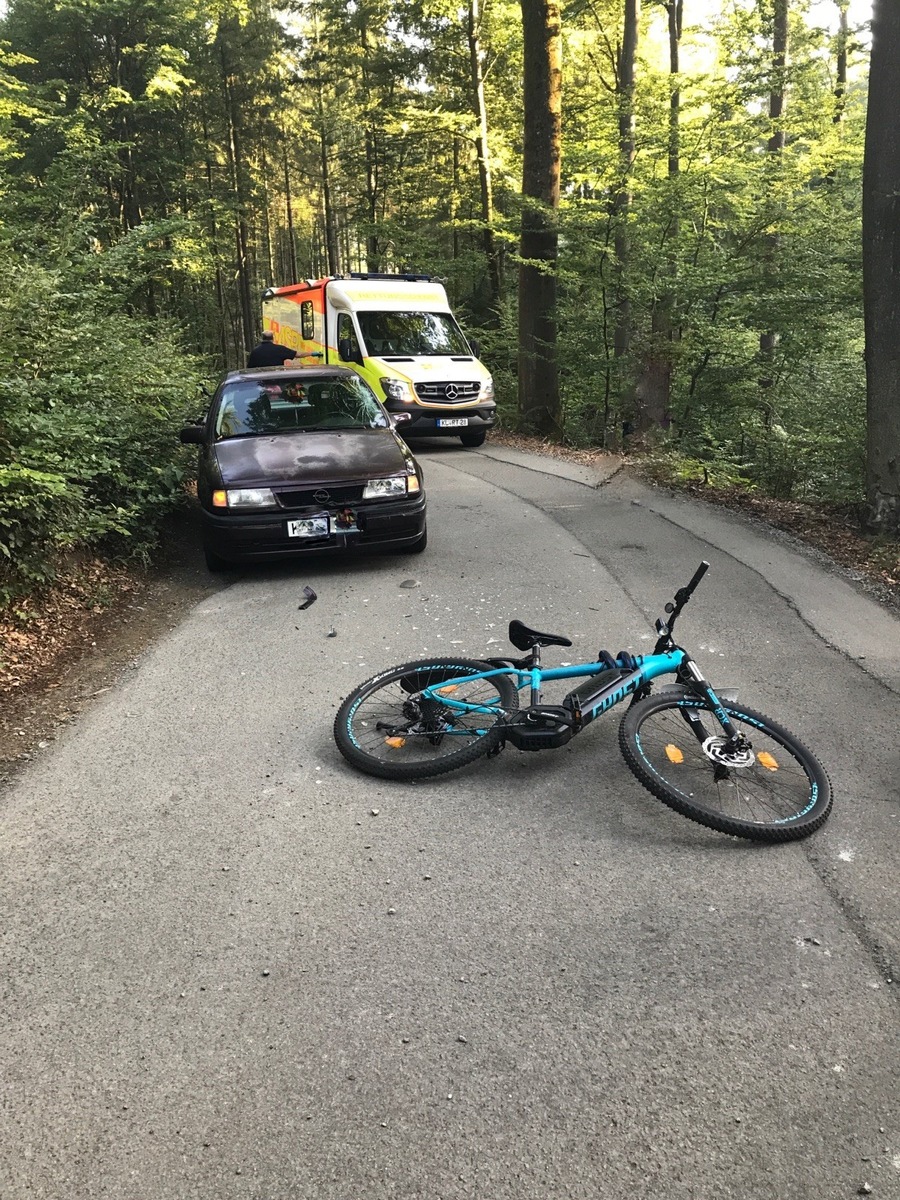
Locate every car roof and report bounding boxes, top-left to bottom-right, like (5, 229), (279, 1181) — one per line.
(224, 366), (360, 384)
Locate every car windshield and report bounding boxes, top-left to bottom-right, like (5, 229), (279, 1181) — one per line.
(357, 311), (471, 357)
(215, 376), (389, 440)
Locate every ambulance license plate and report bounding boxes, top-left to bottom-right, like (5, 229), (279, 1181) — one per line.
(437, 418), (468, 428)
(287, 516), (329, 538)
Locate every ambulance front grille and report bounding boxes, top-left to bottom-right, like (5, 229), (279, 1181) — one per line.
(414, 381), (480, 405)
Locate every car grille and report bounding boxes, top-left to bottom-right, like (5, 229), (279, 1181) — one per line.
(414, 380), (481, 405)
(275, 484), (365, 509)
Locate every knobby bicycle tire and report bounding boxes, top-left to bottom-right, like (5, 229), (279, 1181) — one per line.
(618, 691), (832, 842)
(334, 657), (519, 781)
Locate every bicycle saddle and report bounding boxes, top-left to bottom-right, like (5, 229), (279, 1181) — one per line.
(508, 620), (573, 651)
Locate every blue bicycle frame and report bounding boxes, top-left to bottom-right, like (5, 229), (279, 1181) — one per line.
(421, 649), (741, 749)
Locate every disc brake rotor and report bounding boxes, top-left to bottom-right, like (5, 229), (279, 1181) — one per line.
(701, 735), (755, 769)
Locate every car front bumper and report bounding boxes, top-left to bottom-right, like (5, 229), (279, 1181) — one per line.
(202, 492), (426, 563)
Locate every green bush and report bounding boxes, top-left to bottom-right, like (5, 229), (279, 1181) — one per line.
(0, 255), (210, 606)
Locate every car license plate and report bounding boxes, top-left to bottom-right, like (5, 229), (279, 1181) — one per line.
(287, 516), (329, 538)
(437, 418), (468, 428)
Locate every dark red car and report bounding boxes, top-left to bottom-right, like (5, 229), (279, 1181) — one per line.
(180, 367), (427, 571)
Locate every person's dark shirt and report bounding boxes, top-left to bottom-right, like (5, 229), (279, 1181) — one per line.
(247, 341), (297, 368)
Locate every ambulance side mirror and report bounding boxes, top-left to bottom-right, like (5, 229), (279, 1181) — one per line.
(339, 338), (364, 367)
(468, 337), (482, 358)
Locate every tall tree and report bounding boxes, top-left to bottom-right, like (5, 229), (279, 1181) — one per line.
(612, 0), (639, 374)
(758, 0), (788, 404)
(468, 0), (502, 309)
(518, 0), (562, 436)
(862, 0), (900, 533)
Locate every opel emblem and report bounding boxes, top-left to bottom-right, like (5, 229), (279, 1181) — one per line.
(314, 489), (331, 504)
(445, 384), (459, 401)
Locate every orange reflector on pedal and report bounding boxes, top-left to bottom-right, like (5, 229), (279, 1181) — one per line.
(385, 736), (406, 749)
(757, 751), (779, 770)
(665, 744), (684, 763)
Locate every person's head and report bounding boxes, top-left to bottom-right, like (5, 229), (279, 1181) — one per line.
(261, 330), (274, 342)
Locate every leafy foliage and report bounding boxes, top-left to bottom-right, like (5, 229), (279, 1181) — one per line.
(0, 0), (879, 604)
(0, 253), (207, 604)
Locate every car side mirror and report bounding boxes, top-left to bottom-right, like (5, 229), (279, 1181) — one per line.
(467, 337), (482, 358)
(180, 424), (205, 445)
(390, 412), (412, 426)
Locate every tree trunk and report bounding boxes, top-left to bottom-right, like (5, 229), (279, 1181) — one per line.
(219, 34), (254, 357)
(612, 0), (639, 371)
(311, 5), (339, 275)
(201, 103), (229, 366)
(834, 1), (848, 124)
(862, 0), (900, 533)
(517, 0), (562, 438)
(468, 0), (502, 310)
(759, 0), (788, 402)
(634, 0), (680, 434)
(282, 138), (299, 285)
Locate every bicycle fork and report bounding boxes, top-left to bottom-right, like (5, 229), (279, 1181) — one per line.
(677, 658), (752, 775)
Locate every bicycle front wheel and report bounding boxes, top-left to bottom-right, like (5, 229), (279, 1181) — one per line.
(619, 691), (832, 842)
(335, 658), (519, 781)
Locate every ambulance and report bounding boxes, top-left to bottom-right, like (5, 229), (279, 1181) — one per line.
(261, 274), (496, 447)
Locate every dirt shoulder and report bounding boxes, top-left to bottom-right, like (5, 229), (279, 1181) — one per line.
(0, 506), (223, 785)
(2, 442), (898, 783)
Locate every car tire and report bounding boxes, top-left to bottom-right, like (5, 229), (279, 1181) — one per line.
(400, 525), (428, 554)
(459, 428), (487, 448)
(203, 540), (231, 573)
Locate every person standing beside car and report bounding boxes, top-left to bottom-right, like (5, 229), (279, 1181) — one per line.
(247, 330), (297, 368)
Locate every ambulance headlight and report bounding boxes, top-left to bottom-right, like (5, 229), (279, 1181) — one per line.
(380, 378), (415, 403)
(478, 376), (495, 401)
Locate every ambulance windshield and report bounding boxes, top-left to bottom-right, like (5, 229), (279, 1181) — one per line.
(357, 311), (471, 358)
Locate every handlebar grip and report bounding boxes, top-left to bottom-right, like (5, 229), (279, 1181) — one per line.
(668, 561), (710, 615)
(685, 560), (710, 595)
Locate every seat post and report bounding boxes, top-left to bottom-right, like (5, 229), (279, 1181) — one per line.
(529, 644), (542, 706)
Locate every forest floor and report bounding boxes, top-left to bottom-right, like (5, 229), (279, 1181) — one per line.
(1, 438), (898, 782)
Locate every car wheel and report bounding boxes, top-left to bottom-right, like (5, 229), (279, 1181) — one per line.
(203, 540), (231, 573)
(459, 428), (486, 448)
(400, 525), (428, 554)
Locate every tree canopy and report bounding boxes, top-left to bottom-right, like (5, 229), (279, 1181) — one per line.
(0, 0), (893, 602)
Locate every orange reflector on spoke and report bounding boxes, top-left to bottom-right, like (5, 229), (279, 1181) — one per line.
(665, 744), (684, 764)
(384, 736), (406, 749)
(757, 751), (779, 770)
(436, 685), (460, 695)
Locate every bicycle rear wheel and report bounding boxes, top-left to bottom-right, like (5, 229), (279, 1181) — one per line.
(334, 658), (519, 781)
(619, 691), (832, 842)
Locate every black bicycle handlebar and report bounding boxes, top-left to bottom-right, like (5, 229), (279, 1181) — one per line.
(655, 561), (709, 648)
(670, 560), (709, 611)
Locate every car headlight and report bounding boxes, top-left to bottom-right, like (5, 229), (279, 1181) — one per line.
(364, 476), (409, 500)
(380, 377), (415, 403)
(212, 487), (278, 509)
(478, 376), (495, 401)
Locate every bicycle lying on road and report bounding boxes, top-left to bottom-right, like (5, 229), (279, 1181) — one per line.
(334, 562), (833, 842)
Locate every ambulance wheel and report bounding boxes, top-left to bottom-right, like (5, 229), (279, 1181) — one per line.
(459, 429), (487, 448)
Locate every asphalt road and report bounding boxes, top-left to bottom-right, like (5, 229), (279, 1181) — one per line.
(2, 443), (899, 1200)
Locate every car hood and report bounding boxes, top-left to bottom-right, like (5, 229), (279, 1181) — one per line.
(213, 429), (413, 488)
